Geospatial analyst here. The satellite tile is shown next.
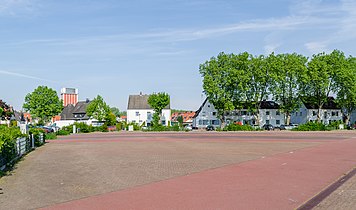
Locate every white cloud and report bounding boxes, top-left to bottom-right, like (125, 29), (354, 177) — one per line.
(0, 70), (60, 83)
(0, 0), (38, 16)
(295, 0), (356, 53)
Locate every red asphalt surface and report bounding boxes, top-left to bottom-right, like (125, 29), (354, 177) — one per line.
(44, 135), (356, 210)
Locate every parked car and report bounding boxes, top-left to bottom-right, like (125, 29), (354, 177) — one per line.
(280, 124), (298, 130)
(262, 124), (274, 131)
(206, 125), (215, 131)
(184, 125), (193, 131)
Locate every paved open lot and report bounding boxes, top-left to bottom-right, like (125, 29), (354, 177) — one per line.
(0, 131), (355, 209)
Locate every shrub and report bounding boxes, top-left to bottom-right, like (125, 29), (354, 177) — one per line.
(101, 124), (108, 132)
(45, 133), (57, 140)
(61, 124), (74, 133)
(326, 120), (343, 130)
(292, 122), (326, 131)
(126, 122), (141, 131)
(57, 130), (70, 136)
(116, 122), (123, 131)
(0, 126), (22, 164)
(223, 124), (254, 131)
(74, 122), (91, 133)
(29, 128), (45, 146)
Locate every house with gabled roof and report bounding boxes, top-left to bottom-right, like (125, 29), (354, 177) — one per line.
(127, 92), (171, 126)
(290, 97), (342, 125)
(55, 99), (103, 128)
(192, 99), (220, 129)
(192, 99), (285, 129)
(171, 111), (195, 126)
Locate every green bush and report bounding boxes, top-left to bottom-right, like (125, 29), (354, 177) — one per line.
(74, 122), (91, 133)
(61, 124), (73, 133)
(292, 122), (326, 131)
(45, 133), (57, 140)
(0, 126), (23, 164)
(326, 120), (343, 130)
(29, 128), (45, 146)
(57, 130), (70, 136)
(125, 122), (141, 131)
(101, 124), (108, 132)
(223, 124), (254, 131)
(116, 122), (123, 131)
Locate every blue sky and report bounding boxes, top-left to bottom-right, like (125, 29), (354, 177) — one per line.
(1, 0), (356, 112)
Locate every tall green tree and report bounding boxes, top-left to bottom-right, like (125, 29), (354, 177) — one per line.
(268, 53), (308, 124)
(110, 107), (121, 117)
(177, 115), (183, 128)
(86, 95), (110, 122)
(301, 50), (347, 122)
(0, 100), (13, 121)
(147, 92), (170, 126)
(200, 52), (250, 127)
(23, 86), (63, 123)
(335, 56), (356, 124)
(245, 55), (270, 125)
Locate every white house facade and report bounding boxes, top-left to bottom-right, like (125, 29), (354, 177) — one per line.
(54, 100), (102, 128)
(193, 99), (285, 128)
(192, 99), (220, 129)
(224, 101), (285, 127)
(291, 98), (342, 125)
(127, 93), (171, 126)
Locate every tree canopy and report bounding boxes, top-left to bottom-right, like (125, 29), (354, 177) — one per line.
(0, 100), (13, 121)
(23, 86), (63, 122)
(86, 95), (110, 122)
(200, 50), (355, 125)
(110, 107), (121, 117)
(148, 92), (170, 126)
(268, 53), (308, 124)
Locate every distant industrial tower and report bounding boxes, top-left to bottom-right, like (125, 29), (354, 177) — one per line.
(61, 88), (78, 106)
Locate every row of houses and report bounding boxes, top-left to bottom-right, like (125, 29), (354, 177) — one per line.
(192, 97), (349, 129)
(51, 88), (355, 129)
(5, 87), (351, 129)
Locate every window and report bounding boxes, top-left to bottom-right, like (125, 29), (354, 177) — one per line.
(276, 120), (280, 125)
(336, 111), (338, 116)
(212, 112), (217, 116)
(313, 111), (317, 116)
(324, 112), (328, 118)
(147, 112), (152, 120)
(266, 111), (270, 115)
(266, 120), (270, 124)
(276, 111), (280, 116)
(135, 112), (139, 116)
(199, 120), (202, 125)
(300, 112), (302, 116)
(212, 120), (220, 125)
(207, 104), (210, 107)
(242, 111), (247, 115)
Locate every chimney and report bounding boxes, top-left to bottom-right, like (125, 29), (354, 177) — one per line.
(140, 91), (142, 96)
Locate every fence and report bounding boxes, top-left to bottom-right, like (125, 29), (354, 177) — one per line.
(0, 133), (44, 171)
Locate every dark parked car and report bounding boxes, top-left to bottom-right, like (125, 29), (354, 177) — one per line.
(262, 124), (274, 131)
(206, 125), (215, 131)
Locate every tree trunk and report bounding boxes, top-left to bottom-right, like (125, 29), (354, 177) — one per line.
(317, 107), (322, 123)
(345, 113), (351, 126)
(255, 111), (260, 126)
(286, 112), (291, 125)
(220, 115), (226, 129)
